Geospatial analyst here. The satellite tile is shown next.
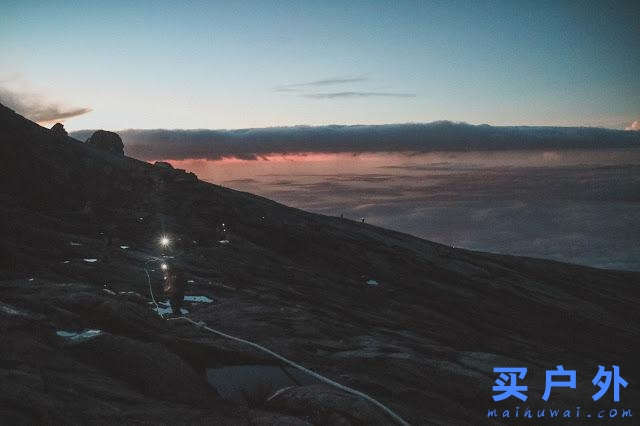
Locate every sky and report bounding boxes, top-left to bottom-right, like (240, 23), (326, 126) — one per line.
(1, 0), (638, 131)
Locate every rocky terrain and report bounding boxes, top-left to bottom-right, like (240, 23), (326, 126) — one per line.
(1, 102), (639, 424)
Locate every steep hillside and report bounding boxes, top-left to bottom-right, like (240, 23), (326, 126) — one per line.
(1, 103), (639, 424)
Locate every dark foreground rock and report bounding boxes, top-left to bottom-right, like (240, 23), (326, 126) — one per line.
(266, 384), (389, 425)
(1, 102), (640, 424)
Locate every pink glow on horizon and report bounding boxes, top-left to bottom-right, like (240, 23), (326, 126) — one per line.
(150, 152), (404, 186)
(148, 149), (640, 197)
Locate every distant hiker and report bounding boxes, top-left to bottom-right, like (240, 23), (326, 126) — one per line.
(216, 222), (228, 241)
(82, 200), (94, 215)
(361, 217), (365, 223)
(163, 264), (186, 316)
(101, 223), (117, 246)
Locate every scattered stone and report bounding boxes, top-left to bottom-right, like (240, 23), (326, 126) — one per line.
(175, 171), (198, 183)
(154, 161), (174, 169)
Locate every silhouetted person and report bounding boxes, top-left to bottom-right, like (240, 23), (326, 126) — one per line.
(163, 264), (186, 316)
(82, 200), (94, 215)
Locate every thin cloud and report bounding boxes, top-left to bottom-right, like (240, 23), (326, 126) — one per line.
(274, 75), (368, 91)
(304, 91), (416, 99)
(301, 76), (368, 86)
(273, 75), (417, 99)
(274, 87), (303, 92)
(0, 85), (91, 123)
(0, 72), (22, 84)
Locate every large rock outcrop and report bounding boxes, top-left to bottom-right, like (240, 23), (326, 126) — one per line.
(86, 130), (124, 156)
(50, 123), (68, 140)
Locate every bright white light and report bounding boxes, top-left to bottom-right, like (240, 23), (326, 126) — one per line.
(161, 263), (168, 270)
(160, 236), (170, 247)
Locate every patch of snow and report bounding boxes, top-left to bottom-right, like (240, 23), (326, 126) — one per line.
(153, 305), (172, 316)
(366, 279), (379, 286)
(62, 260), (70, 264)
(187, 279), (195, 283)
(83, 258), (98, 263)
(0, 302), (26, 316)
(151, 303), (189, 316)
(70, 242), (82, 246)
(120, 245), (129, 250)
(219, 240), (230, 244)
(102, 289), (116, 296)
(56, 329), (103, 341)
(28, 278), (34, 282)
(185, 295), (213, 303)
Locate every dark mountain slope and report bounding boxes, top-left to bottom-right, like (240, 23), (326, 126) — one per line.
(1, 103), (639, 424)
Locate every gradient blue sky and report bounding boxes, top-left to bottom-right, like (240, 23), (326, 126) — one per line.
(1, 0), (638, 130)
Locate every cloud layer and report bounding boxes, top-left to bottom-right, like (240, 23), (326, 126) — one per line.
(0, 86), (91, 123)
(70, 122), (640, 161)
(214, 153), (640, 271)
(303, 91), (416, 99)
